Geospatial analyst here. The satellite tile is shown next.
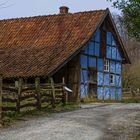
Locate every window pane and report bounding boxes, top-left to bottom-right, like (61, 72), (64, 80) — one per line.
(107, 32), (112, 45)
(104, 60), (109, 72)
(106, 46), (112, 58)
(98, 58), (103, 71)
(89, 57), (96, 68)
(80, 55), (88, 68)
(112, 47), (117, 59)
(110, 74), (115, 85)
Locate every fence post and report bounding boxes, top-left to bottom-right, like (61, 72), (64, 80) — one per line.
(62, 77), (67, 105)
(17, 78), (22, 113)
(50, 77), (55, 108)
(0, 74), (3, 127)
(35, 77), (41, 110)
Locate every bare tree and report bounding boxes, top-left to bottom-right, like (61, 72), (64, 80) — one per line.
(113, 13), (140, 88)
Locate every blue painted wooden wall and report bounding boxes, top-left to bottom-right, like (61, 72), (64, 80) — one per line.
(80, 29), (122, 100)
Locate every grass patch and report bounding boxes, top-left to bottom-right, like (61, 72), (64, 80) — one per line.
(2, 103), (80, 127)
(80, 97), (140, 104)
(81, 98), (121, 104)
(121, 98), (140, 103)
(136, 132), (140, 140)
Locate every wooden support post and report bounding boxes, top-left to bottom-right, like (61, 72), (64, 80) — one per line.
(17, 78), (22, 113)
(35, 77), (41, 110)
(62, 77), (67, 105)
(0, 75), (3, 127)
(50, 78), (55, 108)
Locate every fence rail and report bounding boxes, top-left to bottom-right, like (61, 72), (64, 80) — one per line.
(122, 88), (140, 99)
(0, 76), (68, 126)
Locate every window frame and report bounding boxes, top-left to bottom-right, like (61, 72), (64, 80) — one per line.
(110, 74), (115, 84)
(104, 59), (110, 72)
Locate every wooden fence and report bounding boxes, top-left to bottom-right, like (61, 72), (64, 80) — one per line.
(122, 88), (140, 99)
(0, 76), (67, 126)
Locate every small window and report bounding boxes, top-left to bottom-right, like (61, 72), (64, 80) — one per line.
(104, 60), (109, 72)
(110, 74), (115, 84)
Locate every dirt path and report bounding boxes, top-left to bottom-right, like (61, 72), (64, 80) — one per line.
(0, 103), (140, 140)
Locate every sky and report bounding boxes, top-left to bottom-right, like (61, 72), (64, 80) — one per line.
(0, 0), (120, 19)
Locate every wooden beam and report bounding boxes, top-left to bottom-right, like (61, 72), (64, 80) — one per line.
(35, 77), (41, 110)
(0, 75), (2, 127)
(62, 77), (67, 104)
(50, 78), (56, 108)
(17, 78), (22, 113)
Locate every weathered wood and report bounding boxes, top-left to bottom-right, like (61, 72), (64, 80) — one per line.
(20, 102), (37, 108)
(17, 78), (22, 113)
(50, 78), (56, 108)
(62, 77), (67, 104)
(2, 86), (18, 92)
(2, 106), (17, 112)
(0, 75), (3, 127)
(41, 93), (52, 98)
(35, 77), (41, 110)
(41, 98), (52, 103)
(20, 94), (35, 101)
(21, 87), (35, 92)
(2, 97), (17, 103)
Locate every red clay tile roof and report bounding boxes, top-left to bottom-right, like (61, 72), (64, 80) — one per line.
(0, 9), (129, 78)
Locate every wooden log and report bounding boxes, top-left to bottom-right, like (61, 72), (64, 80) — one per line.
(17, 78), (22, 113)
(2, 97), (17, 103)
(35, 77), (41, 110)
(20, 94), (36, 101)
(2, 86), (18, 92)
(20, 102), (37, 108)
(62, 77), (67, 105)
(0, 75), (2, 127)
(41, 98), (52, 103)
(50, 78), (56, 108)
(21, 87), (35, 92)
(2, 106), (17, 112)
(41, 93), (52, 98)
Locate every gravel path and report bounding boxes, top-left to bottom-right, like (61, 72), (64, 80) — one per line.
(0, 103), (140, 140)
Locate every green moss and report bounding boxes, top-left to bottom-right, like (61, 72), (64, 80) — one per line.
(136, 132), (140, 140)
(2, 103), (80, 127)
(121, 98), (140, 103)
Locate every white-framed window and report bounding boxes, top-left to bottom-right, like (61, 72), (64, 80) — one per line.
(110, 74), (115, 84)
(104, 59), (109, 72)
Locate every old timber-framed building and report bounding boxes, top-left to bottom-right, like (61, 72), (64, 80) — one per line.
(0, 7), (130, 101)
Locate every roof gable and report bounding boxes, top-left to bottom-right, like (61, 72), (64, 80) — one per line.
(0, 9), (129, 78)
(102, 11), (130, 63)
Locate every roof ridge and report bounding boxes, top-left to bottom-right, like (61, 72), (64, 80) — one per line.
(0, 9), (107, 22)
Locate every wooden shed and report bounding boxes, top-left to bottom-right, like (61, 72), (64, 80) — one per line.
(0, 7), (130, 101)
